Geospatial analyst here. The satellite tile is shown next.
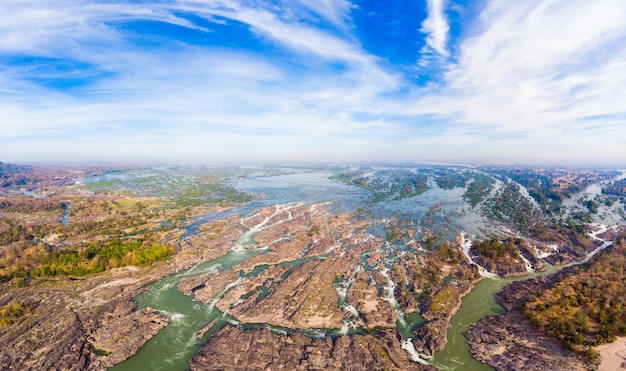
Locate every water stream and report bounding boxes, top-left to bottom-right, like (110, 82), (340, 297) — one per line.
(110, 249), (257, 371)
(61, 201), (72, 226)
(431, 225), (615, 370)
(105, 168), (622, 370)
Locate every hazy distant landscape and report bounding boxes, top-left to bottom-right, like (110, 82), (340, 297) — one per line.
(1, 0), (626, 370)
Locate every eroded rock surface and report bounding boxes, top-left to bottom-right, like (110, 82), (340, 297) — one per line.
(189, 325), (437, 371)
(0, 266), (172, 370)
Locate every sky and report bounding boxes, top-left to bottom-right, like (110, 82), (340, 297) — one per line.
(1, 0), (625, 165)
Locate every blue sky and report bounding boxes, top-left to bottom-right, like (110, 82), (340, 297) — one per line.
(1, 0), (625, 164)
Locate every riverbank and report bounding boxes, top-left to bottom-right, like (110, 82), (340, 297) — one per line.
(467, 233), (626, 370)
(0, 263), (176, 370)
(466, 271), (593, 370)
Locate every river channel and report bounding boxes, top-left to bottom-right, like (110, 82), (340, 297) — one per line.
(108, 168), (621, 370)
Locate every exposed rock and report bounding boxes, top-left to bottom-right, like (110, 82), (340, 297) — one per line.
(215, 264), (290, 313)
(183, 270), (240, 303)
(517, 240), (545, 271)
(0, 265), (173, 370)
(89, 301), (168, 365)
(472, 252), (528, 278)
(466, 267), (593, 371)
(197, 319), (217, 339)
(229, 257), (347, 329)
(412, 319), (450, 356)
(467, 311), (590, 371)
(347, 272), (397, 329)
(177, 272), (212, 296)
(189, 325), (437, 371)
(411, 262), (480, 356)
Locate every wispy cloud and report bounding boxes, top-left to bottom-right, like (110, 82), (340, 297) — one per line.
(420, 0), (449, 57)
(0, 0), (624, 164)
(411, 0), (626, 160)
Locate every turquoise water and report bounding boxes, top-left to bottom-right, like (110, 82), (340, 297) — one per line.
(111, 249), (256, 371)
(431, 264), (561, 370)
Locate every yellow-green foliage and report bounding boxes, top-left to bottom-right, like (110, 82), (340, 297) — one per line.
(437, 243), (460, 264)
(0, 238), (174, 280)
(0, 301), (32, 327)
(524, 237), (626, 350)
(429, 285), (457, 315)
(473, 237), (520, 259)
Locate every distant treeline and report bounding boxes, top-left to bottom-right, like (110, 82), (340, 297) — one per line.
(0, 198), (67, 214)
(602, 178), (626, 197)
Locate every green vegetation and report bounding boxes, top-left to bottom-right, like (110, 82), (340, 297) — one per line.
(0, 198), (67, 214)
(485, 183), (541, 233)
(0, 238), (174, 280)
(307, 225), (320, 236)
(331, 169), (429, 202)
(602, 178), (626, 197)
(86, 168), (254, 208)
(482, 167), (618, 216)
(472, 237), (521, 259)
(437, 243), (460, 264)
(428, 285), (457, 316)
(387, 230), (401, 242)
(434, 169), (468, 190)
(0, 301), (32, 327)
(488, 168), (563, 213)
(463, 173), (495, 207)
(583, 200), (598, 214)
(0, 219), (51, 246)
(523, 237), (626, 357)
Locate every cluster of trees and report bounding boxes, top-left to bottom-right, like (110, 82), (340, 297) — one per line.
(437, 243), (460, 264)
(530, 221), (595, 262)
(486, 183), (543, 234)
(332, 169), (430, 202)
(523, 237), (626, 354)
(485, 167), (614, 200)
(0, 198), (66, 214)
(0, 301), (32, 327)
(0, 162), (36, 188)
(0, 161), (81, 189)
(63, 216), (149, 237)
(602, 179), (626, 197)
(434, 169), (468, 190)
(1, 238), (174, 280)
(0, 220), (50, 246)
(471, 237), (521, 259)
(463, 173), (495, 207)
(0, 213), (151, 247)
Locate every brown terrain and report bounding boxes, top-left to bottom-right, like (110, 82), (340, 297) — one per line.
(190, 324), (437, 371)
(466, 271), (595, 371)
(2, 163), (622, 370)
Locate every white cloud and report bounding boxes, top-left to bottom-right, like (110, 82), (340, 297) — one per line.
(420, 0), (449, 57)
(0, 0), (625, 164)
(413, 0), (626, 156)
(290, 0), (355, 28)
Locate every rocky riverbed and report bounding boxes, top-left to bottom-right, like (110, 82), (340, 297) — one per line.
(0, 265), (173, 370)
(190, 324), (437, 371)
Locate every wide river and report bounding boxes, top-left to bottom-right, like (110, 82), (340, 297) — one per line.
(109, 168), (619, 370)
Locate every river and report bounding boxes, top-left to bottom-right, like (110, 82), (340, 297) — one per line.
(431, 223), (615, 370)
(108, 167), (622, 370)
(111, 248), (257, 371)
